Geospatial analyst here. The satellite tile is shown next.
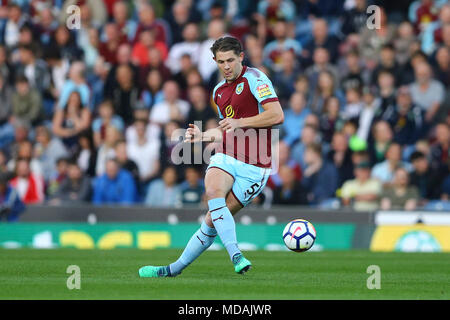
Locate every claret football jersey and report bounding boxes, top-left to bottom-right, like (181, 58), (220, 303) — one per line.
(212, 65), (279, 168)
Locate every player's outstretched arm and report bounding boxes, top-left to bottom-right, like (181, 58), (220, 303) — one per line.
(219, 101), (284, 132)
(184, 123), (223, 143)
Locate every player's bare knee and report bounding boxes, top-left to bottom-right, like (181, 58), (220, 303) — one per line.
(205, 187), (226, 201)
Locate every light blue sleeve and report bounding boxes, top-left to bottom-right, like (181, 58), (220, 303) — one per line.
(245, 68), (278, 105)
(212, 80), (225, 119)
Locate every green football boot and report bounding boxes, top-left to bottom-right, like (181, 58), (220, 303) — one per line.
(138, 265), (171, 278)
(233, 253), (252, 274)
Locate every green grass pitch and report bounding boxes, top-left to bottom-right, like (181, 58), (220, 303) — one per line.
(0, 249), (448, 300)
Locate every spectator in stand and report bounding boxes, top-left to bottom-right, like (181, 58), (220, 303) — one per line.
(291, 124), (320, 170)
(272, 49), (301, 104)
(5, 119), (30, 162)
(126, 119), (161, 189)
(384, 86), (426, 145)
(394, 21), (417, 67)
(301, 143), (338, 205)
(92, 157), (137, 205)
(370, 44), (403, 86)
(46, 157), (70, 197)
(429, 122), (450, 174)
(371, 143), (413, 187)
(56, 61), (91, 111)
(0, 172), (25, 222)
(433, 46), (450, 89)
(139, 68), (165, 110)
(342, 87), (364, 122)
(263, 19), (302, 72)
(46, 25), (83, 63)
(320, 96), (344, 143)
(309, 70), (345, 115)
(52, 91), (91, 152)
(256, 0), (296, 42)
(14, 44), (50, 94)
(420, 3), (450, 54)
(0, 73), (14, 150)
(104, 43), (138, 98)
(49, 159), (91, 205)
(376, 70), (397, 119)
(34, 125), (69, 183)
(340, 0), (369, 36)
(340, 50), (366, 93)
(74, 131), (97, 178)
(327, 131), (354, 188)
(340, 161), (382, 211)
(150, 80), (190, 125)
(180, 166), (204, 205)
(99, 22), (127, 65)
(106, 64), (139, 126)
(11, 75), (43, 126)
(282, 92), (311, 147)
(7, 139), (43, 178)
(185, 85), (217, 127)
(164, 1), (192, 46)
(197, 18), (226, 83)
(305, 47), (339, 93)
(380, 167), (419, 210)
(409, 150), (443, 201)
(272, 165), (307, 206)
(409, 61), (445, 123)
(0, 4), (27, 49)
(92, 100), (125, 148)
(165, 23), (200, 75)
(35, 7), (58, 47)
(359, 6), (396, 69)
(368, 120), (394, 166)
(145, 166), (181, 208)
(302, 18), (340, 66)
(81, 27), (100, 71)
(267, 140), (302, 190)
(112, 0), (138, 43)
(95, 125), (122, 177)
(9, 158), (45, 204)
(114, 139), (140, 192)
(131, 28), (168, 68)
(356, 86), (381, 143)
(133, 2), (170, 46)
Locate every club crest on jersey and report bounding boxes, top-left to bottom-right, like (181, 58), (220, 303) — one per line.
(235, 82), (244, 95)
(225, 105), (235, 118)
(257, 83), (272, 98)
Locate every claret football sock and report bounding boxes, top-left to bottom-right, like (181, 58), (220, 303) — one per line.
(169, 220), (217, 276)
(208, 198), (242, 262)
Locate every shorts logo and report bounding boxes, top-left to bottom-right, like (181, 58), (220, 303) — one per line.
(257, 84), (272, 98)
(236, 82), (244, 95)
(225, 105), (235, 118)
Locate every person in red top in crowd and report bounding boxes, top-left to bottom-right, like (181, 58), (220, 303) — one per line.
(9, 158), (44, 204)
(131, 29), (168, 67)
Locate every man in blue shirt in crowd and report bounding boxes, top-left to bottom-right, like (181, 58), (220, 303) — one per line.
(92, 158), (137, 205)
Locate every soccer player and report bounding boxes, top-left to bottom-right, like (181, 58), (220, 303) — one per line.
(138, 36), (284, 277)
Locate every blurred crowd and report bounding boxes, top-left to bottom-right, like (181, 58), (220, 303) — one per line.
(0, 0), (450, 221)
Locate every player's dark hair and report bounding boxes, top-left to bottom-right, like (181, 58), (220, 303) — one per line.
(210, 36), (243, 57)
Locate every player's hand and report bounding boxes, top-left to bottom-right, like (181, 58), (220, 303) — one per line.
(184, 123), (202, 143)
(219, 118), (241, 133)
